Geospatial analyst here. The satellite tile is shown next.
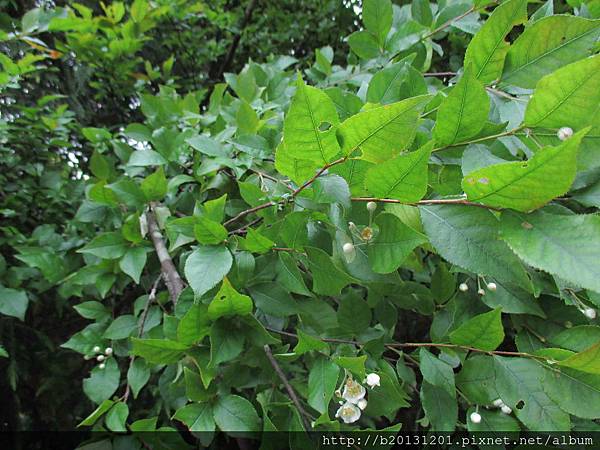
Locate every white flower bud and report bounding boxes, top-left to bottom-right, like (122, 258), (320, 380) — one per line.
(104, 347), (113, 356)
(84, 355), (91, 360)
(487, 282), (497, 291)
(470, 412), (482, 424)
(366, 201), (377, 213)
(492, 398), (504, 407)
(335, 402), (361, 424)
(557, 127), (573, 141)
(343, 243), (355, 254)
(459, 283), (469, 292)
(96, 354), (105, 362)
(583, 308), (597, 319)
(93, 346), (101, 353)
(366, 373), (381, 388)
(99, 363), (106, 370)
(501, 405), (512, 415)
(565, 321), (573, 328)
(357, 398), (368, 410)
(477, 288), (485, 296)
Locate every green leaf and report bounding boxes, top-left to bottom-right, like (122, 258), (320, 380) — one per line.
(194, 217), (227, 245)
(305, 247), (356, 296)
(105, 402), (129, 432)
(294, 329), (329, 355)
(119, 247), (147, 283)
(128, 150), (167, 167)
(141, 167), (167, 201)
(420, 381), (457, 431)
(213, 395), (261, 432)
(90, 151), (110, 180)
(174, 403), (215, 432)
(543, 367), (600, 419)
(524, 54), (600, 129)
(78, 400), (114, 427)
(0, 287), (29, 321)
(248, 283), (298, 317)
(208, 278), (253, 320)
(130, 338), (190, 364)
(337, 95), (430, 163)
(202, 194), (227, 223)
(103, 315), (137, 340)
(366, 61), (427, 105)
(307, 357), (339, 414)
(463, 0), (528, 83)
(209, 319), (244, 366)
(333, 356), (367, 379)
(433, 65), (490, 146)
(347, 30), (380, 59)
(241, 228), (275, 253)
(419, 348), (455, 397)
(177, 303), (211, 345)
(449, 308), (504, 351)
(276, 252), (312, 296)
(106, 178), (146, 206)
(368, 213), (427, 273)
(420, 205), (530, 289)
(363, 0), (393, 46)
(463, 129), (587, 211)
(0, 345), (8, 358)
(364, 141), (432, 200)
(411, 0), (433, 26)
(83, 358), (120, 405)
(502, 16), (600, 88)
(493, 356), (570, 430)
(274, 141), (319, 185)
(550, 325), (600, 352)
(282, 78), (340, 165)
(499, 210), (600, 293)
(184, 246), (233, 297)
(456, 355), (499, 404)
(127, 358), (150, 399)
(78, 232), (128, 259)
(558, 343), (600, 375)
(479, 280), (545, 317)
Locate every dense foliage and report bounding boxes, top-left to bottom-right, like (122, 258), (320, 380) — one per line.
(2, 0), (600, 445)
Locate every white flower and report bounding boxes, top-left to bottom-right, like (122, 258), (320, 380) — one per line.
(501, 405), (512, 415)
(98, 363), (106, 370)
(459, 283), (469, 292)
(366, 201), (377, 213)
(93, 346), (101, 353)
(97, 354), (105, 362)
(104, 347), (113, 356)
(583, 308), (597, 319)
(477, 288), (485, 296)
(492, 398), (504, 407)
(557, 127), (573, 141)
(470, 412), (482, 424)
(335, 402), (361, 424)
(342, 378), (366, 404)
(366, 373), (381, 388)
(357, 398), (368, 410)
(487, 282), (497, 291)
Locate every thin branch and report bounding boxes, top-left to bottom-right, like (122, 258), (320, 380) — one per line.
(263, 345), (313, 430)
(146, 204), (185, 304)
(217, 0), (259, 78)
(223, 157), (348, 228)
(421, 6), (476, 40)
(122, 275), (162, 402)
(264, 327), (545, 361)
(423, 71), (457, 78)
(351, 197), (502, 211)
(431, 126), (524, 152)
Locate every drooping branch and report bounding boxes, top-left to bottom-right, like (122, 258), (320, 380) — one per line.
(145, 204), (184, 303)
(352, 197), (502, 211)
(263, 345), (313, 430)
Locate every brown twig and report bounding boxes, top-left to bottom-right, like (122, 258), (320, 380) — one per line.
(264, 327), (544, 360)
(122, 275), (162, 402)
(351, 197), (502, 211)
(146, 204), (185, 303)
(263, 345), (313, 430)
(423, 72), (457, 78)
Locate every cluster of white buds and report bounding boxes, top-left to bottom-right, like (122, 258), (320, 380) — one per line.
(88, 346), (113, 369)
(334, 373), (380, 424)
(491, 398), (512, 415)
(459, 279), (498, 295)
(557, 127), (573, 141)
